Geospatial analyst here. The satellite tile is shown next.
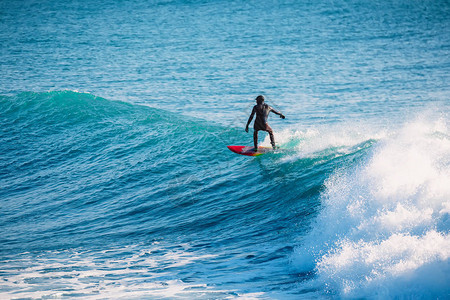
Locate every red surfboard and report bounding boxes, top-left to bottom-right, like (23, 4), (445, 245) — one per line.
(227, 145), (275, 156)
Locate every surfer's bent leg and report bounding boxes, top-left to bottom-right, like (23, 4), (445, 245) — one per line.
(253, 130), (258, 149)
(266, 124), (276, 149)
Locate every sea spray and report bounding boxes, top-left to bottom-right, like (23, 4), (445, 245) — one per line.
(265, 122), (386, 159)
(293, 115), (450, 298)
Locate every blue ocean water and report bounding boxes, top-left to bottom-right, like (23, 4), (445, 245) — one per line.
(1, 0), (449, 299)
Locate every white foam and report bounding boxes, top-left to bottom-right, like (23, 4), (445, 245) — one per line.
(261, 121), (388, 162)
(293, 114), (450, 298)
(0, 244), (255, 299)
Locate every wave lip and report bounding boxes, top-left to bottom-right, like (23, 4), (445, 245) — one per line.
(293, 115), (450, 298)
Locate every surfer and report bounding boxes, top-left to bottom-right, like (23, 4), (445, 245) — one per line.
(245, 95), (285, 150)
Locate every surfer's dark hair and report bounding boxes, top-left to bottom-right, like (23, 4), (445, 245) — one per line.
(256, 95), (264, 104)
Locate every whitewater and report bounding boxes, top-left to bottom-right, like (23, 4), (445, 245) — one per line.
(1, 0), (449, 299)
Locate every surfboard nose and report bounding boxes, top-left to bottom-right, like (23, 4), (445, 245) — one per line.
(227, 145), (245, 154)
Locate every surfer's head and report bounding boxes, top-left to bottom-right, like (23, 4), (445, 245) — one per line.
(256, 95), (264, 104)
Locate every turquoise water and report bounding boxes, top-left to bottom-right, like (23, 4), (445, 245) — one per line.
(1, 1), (449, 299)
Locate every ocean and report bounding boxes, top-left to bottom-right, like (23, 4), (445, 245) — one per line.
(1, 0), (449, 299)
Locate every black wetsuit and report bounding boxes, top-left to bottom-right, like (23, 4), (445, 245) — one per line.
(246, 103), (282, 149)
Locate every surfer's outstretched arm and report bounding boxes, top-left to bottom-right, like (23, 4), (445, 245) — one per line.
(245, 107), (255, 132)
(270, 106), (285, 119)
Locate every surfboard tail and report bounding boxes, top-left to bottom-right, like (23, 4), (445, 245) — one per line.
(227, 145), (272, 156)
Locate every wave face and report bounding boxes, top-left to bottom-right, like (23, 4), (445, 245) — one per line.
(1, 91), (448, 298)
(0, 91), (246, 250)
